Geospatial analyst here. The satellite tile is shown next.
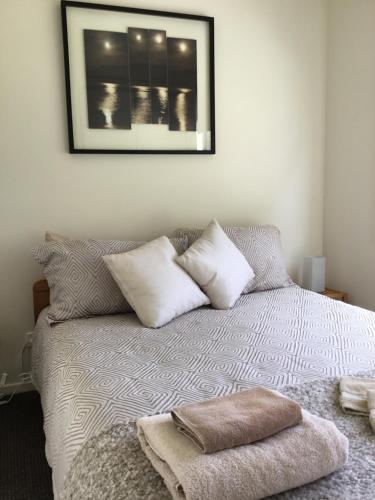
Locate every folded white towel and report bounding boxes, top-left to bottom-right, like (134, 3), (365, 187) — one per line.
(339, 376), (375, 415)
(137, 410), (348, 500)
(367, 390), (375, 433)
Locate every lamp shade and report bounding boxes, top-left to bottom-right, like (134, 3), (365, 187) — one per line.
(302, 256), (325, 292)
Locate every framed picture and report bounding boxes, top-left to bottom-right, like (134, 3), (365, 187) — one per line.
(61, 1), (215, 154)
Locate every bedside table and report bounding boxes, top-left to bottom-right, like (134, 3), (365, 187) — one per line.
(321, 288), (348, 303)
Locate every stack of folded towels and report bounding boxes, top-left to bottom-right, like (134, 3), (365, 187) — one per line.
(137, 387), (348, 500)
(340, 376), (375, 431)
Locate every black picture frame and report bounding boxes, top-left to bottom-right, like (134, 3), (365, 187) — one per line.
(61, 0), (215, 154)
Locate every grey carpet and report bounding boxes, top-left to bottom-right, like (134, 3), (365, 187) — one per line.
(0, 391), (53, 500)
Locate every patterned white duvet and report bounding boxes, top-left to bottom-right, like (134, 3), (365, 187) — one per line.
(32, 286), (375, 498)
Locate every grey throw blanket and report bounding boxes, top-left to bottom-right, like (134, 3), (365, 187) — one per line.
(62, 371), (375, 499)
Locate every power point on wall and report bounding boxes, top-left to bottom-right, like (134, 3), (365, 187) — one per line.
(25, 331), (33, 346)
(0, 373), (13, 406)
(22, 332), (34, 374)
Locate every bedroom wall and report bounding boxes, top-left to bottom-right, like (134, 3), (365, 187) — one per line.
(324, 0), (375, 310)
(0, 0), (327, 385)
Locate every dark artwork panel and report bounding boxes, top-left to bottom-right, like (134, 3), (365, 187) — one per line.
(167, 38), (197, 132)
(84, 30), (131, 129)
(128, 27), (151, 124)
(149, 30), (168, 125)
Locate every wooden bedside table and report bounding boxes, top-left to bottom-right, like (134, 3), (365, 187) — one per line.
(321, 288), (348, 303)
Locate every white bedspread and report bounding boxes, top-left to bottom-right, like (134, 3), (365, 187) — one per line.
(32, 287), (375, 498)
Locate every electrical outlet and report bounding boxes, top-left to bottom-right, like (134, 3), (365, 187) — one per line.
(25, 331), (33, 346)
(0, 373), (12, 406)
(19, 372), (32, 383)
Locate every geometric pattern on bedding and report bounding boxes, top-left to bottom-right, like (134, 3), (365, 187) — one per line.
(172, 225), (293, 293)
(32, 237), (188, 324)
(32, 287), (375, 497)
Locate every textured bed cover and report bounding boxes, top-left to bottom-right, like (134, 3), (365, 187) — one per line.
(32, 287), (375, 497)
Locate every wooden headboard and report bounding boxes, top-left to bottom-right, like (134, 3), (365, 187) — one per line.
(33, 279), (50, 323)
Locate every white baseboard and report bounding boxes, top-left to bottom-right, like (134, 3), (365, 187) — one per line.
(1, 381), (35, 395)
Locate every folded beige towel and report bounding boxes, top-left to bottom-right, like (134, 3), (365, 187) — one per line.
(137, 410), (348, 500)
(171, 387), (302, 453)
(368, 390), (375, 433)
(339, 376), (375, 415)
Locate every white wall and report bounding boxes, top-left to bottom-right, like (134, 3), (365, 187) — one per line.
(0, 0), (327, 384)
(324, 0), (375, 309)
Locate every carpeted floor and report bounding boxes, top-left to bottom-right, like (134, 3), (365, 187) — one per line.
(0, 391), (53, 500)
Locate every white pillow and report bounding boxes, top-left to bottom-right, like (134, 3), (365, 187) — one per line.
(102, 236), (210, 328)
(176, 220), (254, 309)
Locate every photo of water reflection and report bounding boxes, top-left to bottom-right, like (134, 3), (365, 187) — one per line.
(167, 38), (197, 131)
(84, 30), (131, 129)
(84, 27), (197, 132)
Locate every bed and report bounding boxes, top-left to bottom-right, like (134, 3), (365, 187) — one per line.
(32, 281), (375, 498)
